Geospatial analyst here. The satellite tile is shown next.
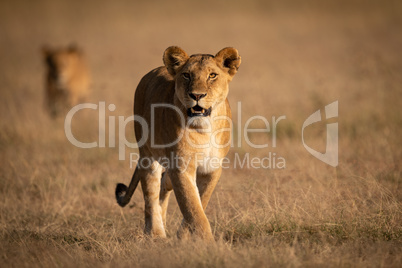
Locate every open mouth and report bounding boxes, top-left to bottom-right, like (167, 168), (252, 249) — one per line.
(187, 105), (212, 117)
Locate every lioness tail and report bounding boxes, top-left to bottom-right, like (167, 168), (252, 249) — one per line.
(115, 169), (140, 207)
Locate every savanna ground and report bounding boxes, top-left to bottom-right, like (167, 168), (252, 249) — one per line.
(0, 0), (401, 267)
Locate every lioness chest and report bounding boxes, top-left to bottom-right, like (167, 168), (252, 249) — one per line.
(174, 124), (229, 174)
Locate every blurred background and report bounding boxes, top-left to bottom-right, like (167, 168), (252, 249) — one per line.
(0, 0), (401, 266)
(1, 0), (401, 155)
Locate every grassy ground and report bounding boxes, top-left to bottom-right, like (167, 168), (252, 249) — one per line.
(0, 0), (401, 267)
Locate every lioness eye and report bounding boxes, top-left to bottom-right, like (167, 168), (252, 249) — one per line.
(182, 73), (190, 79)
(209, 73), (217, 79)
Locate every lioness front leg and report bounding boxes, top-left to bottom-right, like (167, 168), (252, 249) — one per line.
(197, 168), (222, 210)
(139, 161), (166, 238)
(169, 168), (214, 240)
(159, 172), (173, 228)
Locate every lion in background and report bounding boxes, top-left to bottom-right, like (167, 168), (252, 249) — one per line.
(116, 46), (241, 240)
(42, 44), (90, 117)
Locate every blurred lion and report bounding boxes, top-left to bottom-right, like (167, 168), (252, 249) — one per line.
(42, 44), (90, 117)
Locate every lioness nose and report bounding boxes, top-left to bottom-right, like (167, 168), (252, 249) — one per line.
(189, 93), (206, 101)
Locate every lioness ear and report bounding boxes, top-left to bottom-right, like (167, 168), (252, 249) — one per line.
(215, 47), (241, 77)
(163, 46), (189, 76)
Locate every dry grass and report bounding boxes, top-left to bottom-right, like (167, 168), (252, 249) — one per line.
(0, 0), (401, 267)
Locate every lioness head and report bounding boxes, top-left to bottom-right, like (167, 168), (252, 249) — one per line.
(42, 44), (90, 117)
(163, 46), (241, 125)
(42, 44), (83, 85)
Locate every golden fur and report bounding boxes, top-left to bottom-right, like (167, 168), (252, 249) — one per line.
(42, 44), (90, 117)
(116, 46), (241, 240)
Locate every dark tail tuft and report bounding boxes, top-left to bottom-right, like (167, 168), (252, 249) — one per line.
(115, 183), (129, 207)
